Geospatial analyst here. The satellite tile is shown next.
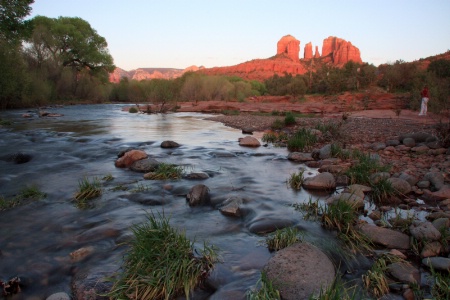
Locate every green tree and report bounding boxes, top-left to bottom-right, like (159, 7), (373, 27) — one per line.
(0, 0), (34, 43)
(427, 58), (450, 78)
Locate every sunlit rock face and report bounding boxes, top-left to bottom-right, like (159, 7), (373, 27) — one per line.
(276, 34), (300, 61)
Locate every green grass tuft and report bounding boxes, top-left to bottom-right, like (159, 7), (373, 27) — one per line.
(287, 170), (304, 190)
(0, 185), (46, 211)
(265, 227), (301, 251)
(74, 177), (102, 208)
(287, 128), (317, 152)
(246, 271), (281, 300)
(284, 112), (296, 126)
(144, 163), (184, 180)
(128, 106), (139, 113)
(108, 212), (217, 300)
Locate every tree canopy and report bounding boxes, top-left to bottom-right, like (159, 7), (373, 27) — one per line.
(0, 0), (34, 43)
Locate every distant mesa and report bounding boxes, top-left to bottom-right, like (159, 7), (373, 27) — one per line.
(199, 35), (363, 80)
(109, 65), (204, 83)
(110, 35), (363, 82)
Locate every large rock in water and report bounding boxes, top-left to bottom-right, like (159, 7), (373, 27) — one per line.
(265, 242), (335, 300)
(239, 136), (260, 147)
(186, 184), (210, 206)
(115, 150), (148, 168)
(302, 172), (336, 190)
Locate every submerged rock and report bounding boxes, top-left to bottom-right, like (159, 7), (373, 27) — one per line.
(186, 184), (210, 206)
(129, 158), (160, 173)
(161, 140), (180, 148)
(115, 150), (148, 168)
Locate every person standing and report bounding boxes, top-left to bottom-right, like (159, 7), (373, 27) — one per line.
(419, 85), (429, 116)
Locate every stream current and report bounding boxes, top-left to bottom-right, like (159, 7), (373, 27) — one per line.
(0, 104), (360, 299)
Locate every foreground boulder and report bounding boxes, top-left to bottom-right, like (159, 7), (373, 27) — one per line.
(265, 242), (335, 300)
(115, 150), (148, 168)
(160, 140), (180, 148)
(129, 158), (160, 173)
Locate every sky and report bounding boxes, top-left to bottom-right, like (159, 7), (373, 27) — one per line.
(29, 0), (450, 71)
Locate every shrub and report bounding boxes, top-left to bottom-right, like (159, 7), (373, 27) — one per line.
(287, 128), (317, 152)
(270, 119), (284, 130)
(108, 212), (217, 300)
(345, 151), (389, 185)
(128, 106), (139, 113)
(370, 177), (396, 204)
(284, 112), (296, 125)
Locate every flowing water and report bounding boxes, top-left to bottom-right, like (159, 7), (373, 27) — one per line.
(0, 105), (355, 299)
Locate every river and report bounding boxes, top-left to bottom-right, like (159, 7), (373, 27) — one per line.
(0, 104), (355, 299)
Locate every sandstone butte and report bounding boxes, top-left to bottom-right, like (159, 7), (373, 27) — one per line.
(199, 35), (363, 81)
(109, 35), (363, 83)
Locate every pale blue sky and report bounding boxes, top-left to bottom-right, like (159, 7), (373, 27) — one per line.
(29, 0), (450, 71)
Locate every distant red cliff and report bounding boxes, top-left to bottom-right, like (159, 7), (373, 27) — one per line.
(200, 35), (362, 80)
(109, 65), (204, 83)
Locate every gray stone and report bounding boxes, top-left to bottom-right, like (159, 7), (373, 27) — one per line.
(265, 242), (335, 300)
(387, 262), (420, 284)
(326, 192), (364, 210)
(46, 292), (71, 300)
(219, 196), (243, 217)
(357, 224), (410, 249)
(432, 218), (450, 231)
(422, 257), (450, 272)
(411, 145), (430, 153)
(421, 241), (443, 258)
(130, 158), (160, 173)
(303, 172), (336, 190)
(287, 152), (314, 162)
(400, 132), (434, 143)
(238, 136), (260, 147)
(184, 172), (210, 180)
(186, 184), (210, 206)
(318, 144), (332, 159)
(417, 180), (430, 189)
(398, 172), (418, 186)
(409, 221), (441, 241)
(372, 142), (387, 151)
(424, 171), (445, 190)
(160, 140), (180, 148)
(388, 177), (412, 195)
(402, 137), (415, 147)
(386, 139), (400, 147)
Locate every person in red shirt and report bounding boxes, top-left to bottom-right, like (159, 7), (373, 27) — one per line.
(419, 85), (430, 116)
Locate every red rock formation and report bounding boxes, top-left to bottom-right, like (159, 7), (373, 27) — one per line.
(304, 42), (313, 60)
(321, 36), (362, 65)
(277, 35), (300, 61)
(314, 46), (320, 58)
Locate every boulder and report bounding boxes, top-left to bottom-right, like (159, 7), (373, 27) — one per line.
(303, 172), (336, 190)
(421, 241), (443, 258)
(183, 172), (210, 180)
(129, 158), (160, 173)
(287, 152), (314, 162)
(402, 137), (416, 147)
(115, 150), (148, 168)
(6, 152), (32, 164)
(265, 242), (335, 300)
(357, 224), (410, 249)
(219, 196), (244, 217)
(326, 192), (364, 209)
(161, 140), (180, 148)
(388, 177), (412, 195)
(318, 144), (332, 159)
(409, 221), (441, 241)
(387, 262), (420, 284)
(46, 292), (71, 300)
(424, 172), (445, 190)
(422, 257), (450, 272)
(248, 218), (297, 234)
(398, 172), (419, 186)
(238, 136), (260, 147)
(186, 184), (210, 206)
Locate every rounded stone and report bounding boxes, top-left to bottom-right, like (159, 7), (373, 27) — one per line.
(265, 242), (335, 300)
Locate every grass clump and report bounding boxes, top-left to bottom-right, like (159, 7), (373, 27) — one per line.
(345, 151), (390, 185)
(370, 177), (396, 204)
(270, 119), (284, 130)
(261, 131), (288, 145)
(315, 121), (342, 140)
(429, 266), (450, 300)
(284, 112), (296, 126)
(362, 254), (403, 298)
(0, 185), (46, 211)
(265, 227), (301, 251)
(74, 177), (102, 207)
(330, 143), (350, 159)
(108, 212), (217, 300)
(221, 109), (240, 115)
(0, 118), (13, 126)
(287, 128), (317, 152)
(246, 271), (281, 300)
(144, 163), (184, 180)
(309, 275), (359, 300)
(287, 170), (304, 190)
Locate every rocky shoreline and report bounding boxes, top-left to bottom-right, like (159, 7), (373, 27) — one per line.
(206, 113), (450, 298)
